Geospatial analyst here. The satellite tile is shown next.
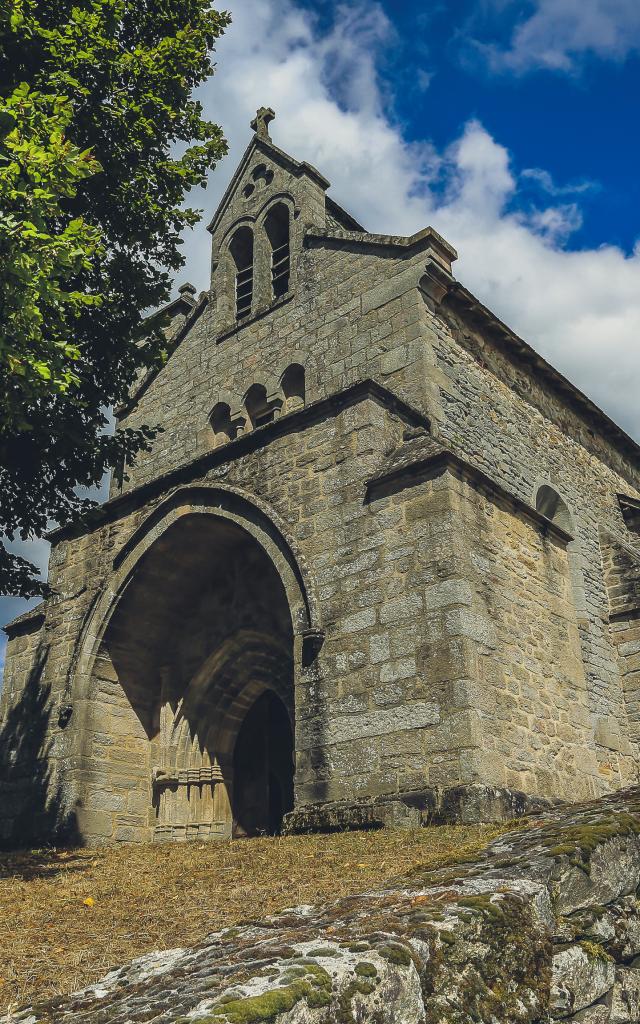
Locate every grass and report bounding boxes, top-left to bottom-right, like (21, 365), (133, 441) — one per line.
(0, 823), (510, 1014)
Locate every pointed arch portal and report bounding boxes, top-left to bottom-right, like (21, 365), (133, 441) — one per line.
(85, 503), (303, 841)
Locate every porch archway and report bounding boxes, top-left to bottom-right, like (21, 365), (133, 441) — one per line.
(78, 503), (301, 842)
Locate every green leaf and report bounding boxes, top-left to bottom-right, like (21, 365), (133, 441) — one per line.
(0, 0), (229, 597)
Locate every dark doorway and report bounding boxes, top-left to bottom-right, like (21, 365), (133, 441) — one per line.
(232, 690), (294, 837)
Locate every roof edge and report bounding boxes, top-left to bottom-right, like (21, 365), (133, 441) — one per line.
(366, 446), (574, 545)
(206, 134), (331, 237)
(305, 225), (458, 267)
(325, 196), (366, 233)
(3, 603), (46, 638)
(116, 291), (209, 418)
(443, 280), (640, 474)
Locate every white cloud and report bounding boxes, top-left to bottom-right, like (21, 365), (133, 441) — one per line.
(521, 167), (596, 197)
(525, 203), (583, 244)
(180, 0), (640, 445)
(474, 0), (640, 74)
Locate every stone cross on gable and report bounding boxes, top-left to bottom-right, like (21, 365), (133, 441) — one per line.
(251, 106), (276, 140)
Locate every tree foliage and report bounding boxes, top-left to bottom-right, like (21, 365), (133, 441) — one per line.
(0, 0), (229, 596)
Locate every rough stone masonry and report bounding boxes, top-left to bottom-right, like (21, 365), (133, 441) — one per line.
(2, 108), (640, 848)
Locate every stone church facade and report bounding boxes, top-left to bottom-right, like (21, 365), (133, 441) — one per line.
(2, 109), (640, 847)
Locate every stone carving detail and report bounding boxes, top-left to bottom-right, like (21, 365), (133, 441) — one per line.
(250, 106), (275, 139)
(152, 670), (229, 842)
(152, 765), (224, 787)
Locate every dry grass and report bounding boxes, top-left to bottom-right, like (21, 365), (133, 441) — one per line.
(0, 823), (510, 1014)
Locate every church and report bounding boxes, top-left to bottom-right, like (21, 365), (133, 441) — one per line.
(2, 109), (640, 847)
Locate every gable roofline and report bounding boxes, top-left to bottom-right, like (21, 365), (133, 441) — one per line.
(115, 290), (208, 418)
(305, 218), (640, 471)
(305, 222), (640, 472)
(206, 133), (332, 237)
(443, 277), (640, 473)
(325, 196), (365, 232)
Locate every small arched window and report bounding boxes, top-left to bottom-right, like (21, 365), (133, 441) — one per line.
(264, 204), (290, 299)
(229, 226), (254, 320)
(536, 485), (573, 534)
(281, 363), (305, 413)
(210, 402), (236, 447)
(536, 484), (587, 616)
(245, 383), (275, 428)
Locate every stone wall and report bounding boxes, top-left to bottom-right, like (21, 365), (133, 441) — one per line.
(110, 140), (640, 801)
(601, 531), (640, 757)
(2, 376), (616, 847)
(0, 612), (51, 846)
(9, 788), (640, 1024)
(425, 294), (640, 781)
(438, 470), (603, 800)
(113, 242), (441, 496)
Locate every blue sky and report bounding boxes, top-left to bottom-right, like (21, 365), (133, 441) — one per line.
(377, 0), (640, 254)
(2, 0), (640, 672)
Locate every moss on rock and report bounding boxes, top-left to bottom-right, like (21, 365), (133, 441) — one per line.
(354, 962), (378, 978)
(376, 941), (413, 967)
(204, 966), (333, 1024)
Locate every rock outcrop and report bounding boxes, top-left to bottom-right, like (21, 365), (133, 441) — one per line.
(7, 788), (640, 1024)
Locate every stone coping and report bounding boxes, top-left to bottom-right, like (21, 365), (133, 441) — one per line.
(2, 603), (46, 639)
(304, 224), (458, 269)
(366, 433), (575, 545)
(46, 379), (430, 545)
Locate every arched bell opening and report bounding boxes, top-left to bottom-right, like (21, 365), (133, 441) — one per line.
(229, 225), (254, 320)
(264, 203), (290, 299)
(280, 363), (305, 414)
(87, 511), (296, 843)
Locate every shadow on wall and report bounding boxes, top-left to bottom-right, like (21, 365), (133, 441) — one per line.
(0, 643), (78, 850)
